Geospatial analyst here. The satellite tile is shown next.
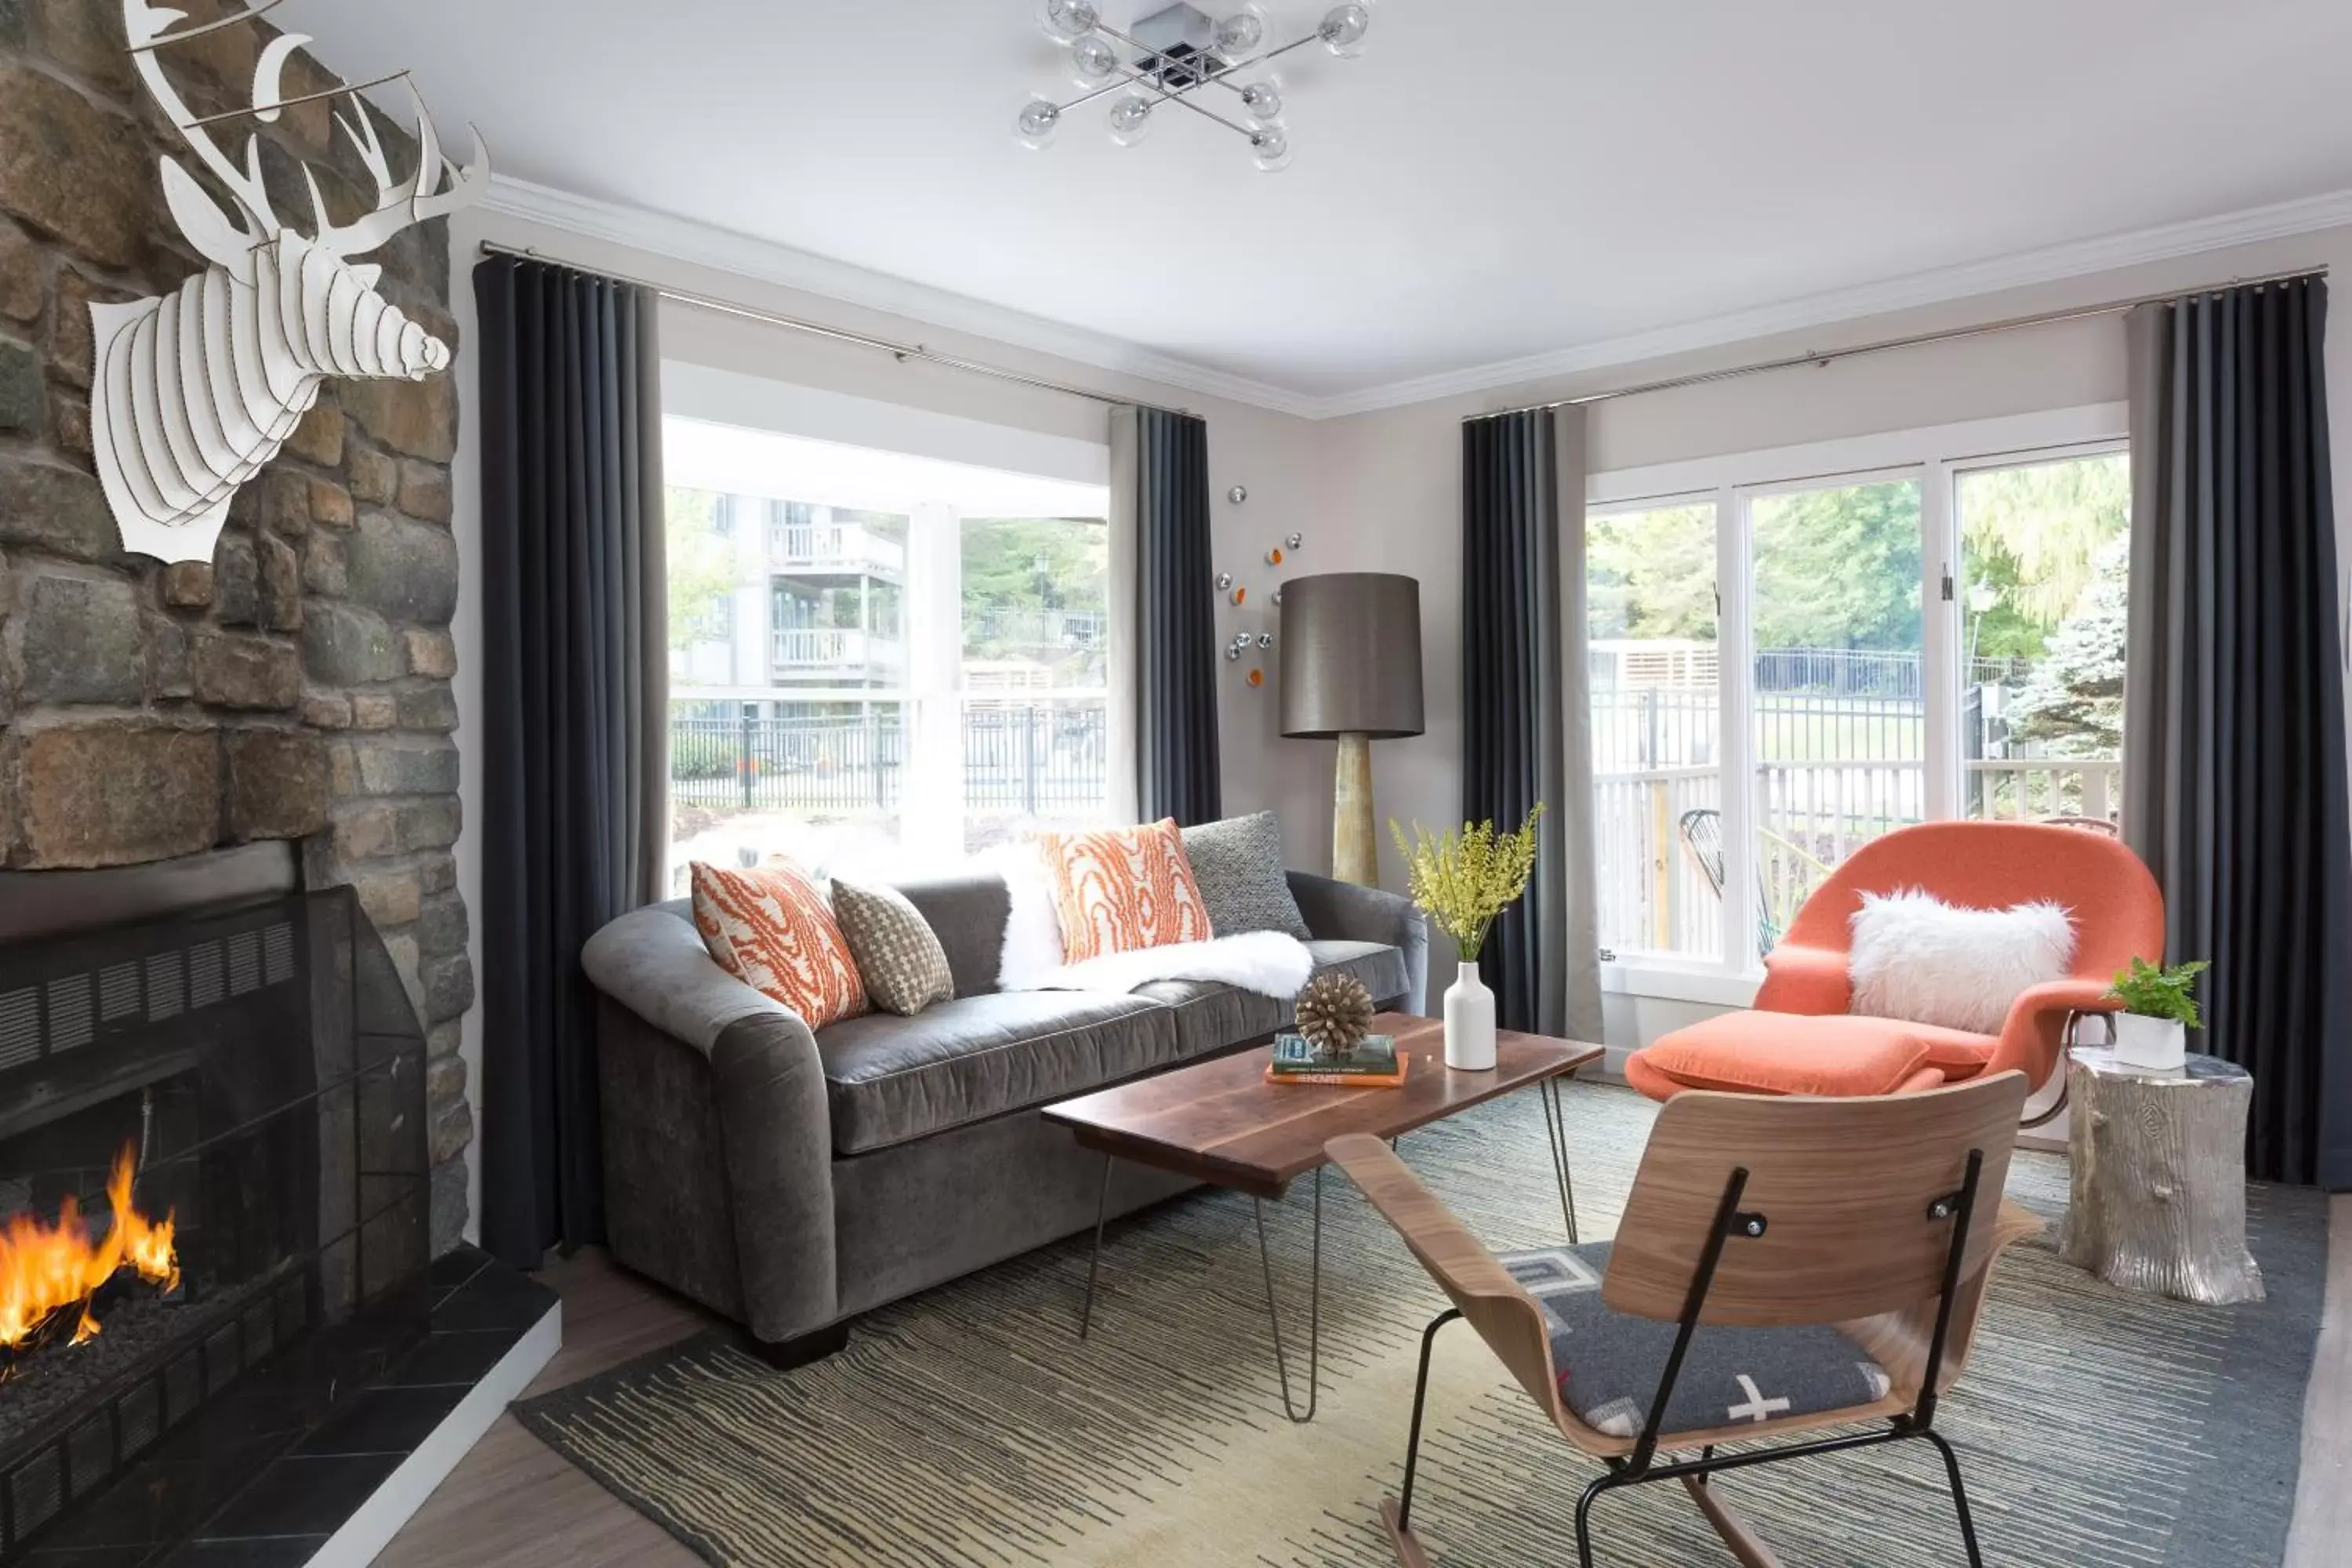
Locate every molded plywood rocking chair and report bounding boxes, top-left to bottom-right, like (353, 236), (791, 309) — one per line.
(1328, 1071), (2038, 1568)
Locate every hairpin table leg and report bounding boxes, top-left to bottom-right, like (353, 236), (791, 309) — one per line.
(1541, 1074), (1581, 1244)
(1078, 1151), (1112, 1338)
(1253, 1163), (1322, 1423)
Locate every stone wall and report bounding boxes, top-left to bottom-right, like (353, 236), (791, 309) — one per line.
(0, 1), (474, 1250)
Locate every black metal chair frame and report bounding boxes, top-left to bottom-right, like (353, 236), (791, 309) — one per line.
(1388, 1148), (1991, 1568)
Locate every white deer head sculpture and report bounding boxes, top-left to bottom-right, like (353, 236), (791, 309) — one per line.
(94, 0), (489, 563)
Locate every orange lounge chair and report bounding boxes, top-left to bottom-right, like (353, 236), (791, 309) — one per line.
(1625, 822), (2165, 1104)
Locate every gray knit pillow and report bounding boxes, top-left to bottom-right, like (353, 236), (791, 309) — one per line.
(832, 880), (955, 1017)
(1181, 812), (1311, 939)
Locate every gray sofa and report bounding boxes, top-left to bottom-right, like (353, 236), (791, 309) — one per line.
(580, 868), (1427, 1359)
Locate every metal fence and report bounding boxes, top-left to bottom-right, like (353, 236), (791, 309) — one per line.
(670, 705), (1108, 818)
(1592, 665), (2119, 959)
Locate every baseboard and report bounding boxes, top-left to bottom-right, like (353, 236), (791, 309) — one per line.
(310, 1297), (563, 1567)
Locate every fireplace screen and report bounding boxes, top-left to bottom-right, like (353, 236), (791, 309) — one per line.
(0, 882), (428, 1558)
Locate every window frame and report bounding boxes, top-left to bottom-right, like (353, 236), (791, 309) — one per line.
(1584, 404), (2129, 998)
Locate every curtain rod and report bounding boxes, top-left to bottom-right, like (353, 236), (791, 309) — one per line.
(475, 240), (1190, 417)
(1465, 265), (2332, 423)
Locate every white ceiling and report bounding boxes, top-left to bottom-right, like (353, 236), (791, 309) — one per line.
(290, 0), (2352, 408)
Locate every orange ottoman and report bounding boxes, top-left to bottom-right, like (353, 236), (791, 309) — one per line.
(1625, 1011), (1998, 1102)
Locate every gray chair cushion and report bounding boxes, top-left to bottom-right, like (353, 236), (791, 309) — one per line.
(815, 992), (1176, 1154)
(1500, 1241), (1892, 1440)
(1182, 814), (1312, 939)
(1308, 939), (1410, 1007)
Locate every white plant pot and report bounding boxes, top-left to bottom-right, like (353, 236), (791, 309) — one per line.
(2110, 1011), (2187, 1070)
(1444, 959), (1497, 1071)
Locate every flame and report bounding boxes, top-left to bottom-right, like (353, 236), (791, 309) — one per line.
(0, 1144), (179, 1351)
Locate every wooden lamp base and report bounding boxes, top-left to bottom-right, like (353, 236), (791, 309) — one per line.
(1334, 732), (1377, 885)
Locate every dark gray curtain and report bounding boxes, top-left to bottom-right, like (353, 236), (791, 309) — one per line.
(1114, 405), (1221, 825)
(1461, 407), (1602, 1040)
(476, 257), (670, 1265)
(2123, 277), (2351, 1189)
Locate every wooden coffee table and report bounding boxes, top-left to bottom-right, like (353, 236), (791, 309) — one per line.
(1043, 1013), (1602, 1421)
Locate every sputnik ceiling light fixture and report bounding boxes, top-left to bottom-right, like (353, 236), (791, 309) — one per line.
(1017, 1), (1373, 172)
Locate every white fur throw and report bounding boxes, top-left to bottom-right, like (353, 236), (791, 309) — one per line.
(982, 843), (1067, 990)
(1022, 930), (1315, 1000)
(1847, 889), (2076, 1035)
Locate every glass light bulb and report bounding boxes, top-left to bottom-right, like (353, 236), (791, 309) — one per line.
(1014, 98), (1062, 150)
(1069, 34), (1120, 85)
(1319, 3), (1371, 56)
(1250, 125), (1290, 172)
(1239, 80), (1283, 122)
(1107, 93), (1154, 147)
(1215, 5), (1268, 54)
(1037, 0), (1101, 43)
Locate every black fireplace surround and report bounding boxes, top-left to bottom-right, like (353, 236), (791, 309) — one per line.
(0, 844), (540, 1566)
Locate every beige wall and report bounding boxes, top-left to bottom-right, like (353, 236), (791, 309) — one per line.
(1305, 226), (2352, 944)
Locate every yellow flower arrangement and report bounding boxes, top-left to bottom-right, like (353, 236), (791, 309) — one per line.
(1388, 804), (1544, 960)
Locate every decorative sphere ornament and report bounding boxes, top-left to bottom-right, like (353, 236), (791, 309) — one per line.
(1295, 972), (1376, 1059)
(1286, 532), (1304, 549)
(1215, 571), (1235, 590)
(1229, 484), (1248, 503)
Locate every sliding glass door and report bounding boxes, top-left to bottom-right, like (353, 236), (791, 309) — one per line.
(1584, 422), (2129, 974)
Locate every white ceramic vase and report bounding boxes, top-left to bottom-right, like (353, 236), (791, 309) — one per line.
(2110, 1011), (2187, 1070)
(1444, 958), (1497, 1071)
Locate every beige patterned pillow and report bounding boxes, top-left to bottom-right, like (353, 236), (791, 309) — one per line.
(831, 880), (955, 1017)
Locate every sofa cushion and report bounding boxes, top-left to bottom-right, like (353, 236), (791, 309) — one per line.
(1308, 939), (1410, 1009)
(1036, 819), (1211, 961)
(690, 862), (868, 1029)
(1633, 1011), (1963, 1098)
(893, 873), (1011, 999)
(832, 879), (956, 1017)
(1133, 978), (1284, 1058)
(1501, 1241), (1891, 1439)
(1182, 813), (1312, 939)
(815, 992), (1177, 1154)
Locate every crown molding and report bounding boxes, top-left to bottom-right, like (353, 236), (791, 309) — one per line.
(476, 175), (1326, 419)
(1307, 187), (2352, 419)
(481, 175), (2352, 424)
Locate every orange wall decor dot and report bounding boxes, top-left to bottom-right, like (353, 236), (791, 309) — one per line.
(1247, 668), (1264, 687)
(1232, 586), (1247, 604)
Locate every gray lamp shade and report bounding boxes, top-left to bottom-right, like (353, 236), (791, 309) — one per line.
(1279, 573), (1425, 739)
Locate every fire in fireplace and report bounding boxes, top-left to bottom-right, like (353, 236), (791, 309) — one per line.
(0, 1143), (180, 1355)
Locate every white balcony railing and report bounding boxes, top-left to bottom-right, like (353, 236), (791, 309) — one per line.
(1965, 758), (2121, 823)
(766, 522), (905, 575)
(771, 628), (905, 670)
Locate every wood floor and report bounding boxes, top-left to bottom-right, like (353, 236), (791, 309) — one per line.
(380, 1198), (2352, 1567)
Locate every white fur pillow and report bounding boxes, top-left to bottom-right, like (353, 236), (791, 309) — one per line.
(976, 843), (1066, 989)
(1846, 889), (2076, 1035)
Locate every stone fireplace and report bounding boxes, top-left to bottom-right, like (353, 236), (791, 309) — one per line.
(0, 0), (474, 1254)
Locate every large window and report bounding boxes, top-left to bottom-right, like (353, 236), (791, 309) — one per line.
(1586, 415), (2129, 972)
(661, 417), (1114, 891)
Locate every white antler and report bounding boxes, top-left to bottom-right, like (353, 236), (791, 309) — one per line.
(307, 84), (490, 260)
(126, 0), (281, 255)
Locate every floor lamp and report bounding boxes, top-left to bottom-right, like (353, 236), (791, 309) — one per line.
(1278, 573), (1425, 885)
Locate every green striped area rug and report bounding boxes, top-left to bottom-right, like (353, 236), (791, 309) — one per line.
(517, 1081), (2326, 1567)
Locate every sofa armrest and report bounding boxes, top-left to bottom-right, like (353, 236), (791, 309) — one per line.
(1287, 870), (1429, 1014)
(583, 908), (837, 1342)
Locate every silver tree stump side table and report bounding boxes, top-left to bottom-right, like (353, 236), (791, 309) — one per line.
(2059, 1047), (2263, 1305)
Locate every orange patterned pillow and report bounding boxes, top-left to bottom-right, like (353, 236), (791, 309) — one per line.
(1036, 818), (1211, 963)
(690, 862), (868, 1028)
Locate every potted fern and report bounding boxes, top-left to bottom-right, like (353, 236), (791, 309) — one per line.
(1390, 804), (1544, 1071)
(2106, 957), (2209, 1070)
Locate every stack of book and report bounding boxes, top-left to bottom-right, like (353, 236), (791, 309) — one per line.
(1265, 1032), (1408, 1088)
